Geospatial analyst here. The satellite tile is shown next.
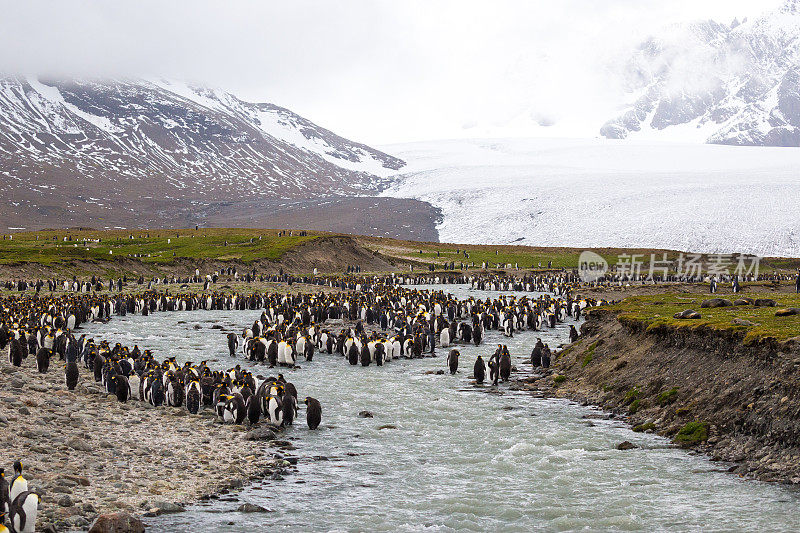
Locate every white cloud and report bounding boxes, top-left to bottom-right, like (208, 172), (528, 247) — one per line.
(0, 0), (785, 144)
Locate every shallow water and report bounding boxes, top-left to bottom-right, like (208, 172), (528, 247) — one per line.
(85, 285), (800, 532)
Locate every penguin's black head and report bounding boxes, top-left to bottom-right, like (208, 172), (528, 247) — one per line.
(13, 460), (22, 474)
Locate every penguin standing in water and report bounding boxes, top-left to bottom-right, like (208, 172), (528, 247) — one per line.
(227, 333), (238, 357)
(267, 390), (283, 426)
(360, 343), (371, 367)
(499, 345), (511, 382)
(488, 357), (499, 386)
(447, 349), (459, 374)
(282, 388), (296, 426)
(569, 325), (579, 344)
(541, 344), (552, 368)
(246, 393), (261, 425)
(473, 356), (486, 384)
(267, 339), (278, 367)
(531, 338), (543, 366)
(305, 397), (321, 429)
(36, 347), (52, 373)
(347, 342), (359, 365)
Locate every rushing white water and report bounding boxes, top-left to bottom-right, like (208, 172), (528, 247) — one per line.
(84, 285), (800, 532)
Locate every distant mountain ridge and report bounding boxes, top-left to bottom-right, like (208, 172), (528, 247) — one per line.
(0, 77), (427, 235)
(600, 0), (800, 146)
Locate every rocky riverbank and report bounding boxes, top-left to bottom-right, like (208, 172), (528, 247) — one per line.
(517, 307), (800, 484)
(0, 356), (297, 532)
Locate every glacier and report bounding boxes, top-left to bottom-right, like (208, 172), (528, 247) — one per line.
(381, 137), (800, 257)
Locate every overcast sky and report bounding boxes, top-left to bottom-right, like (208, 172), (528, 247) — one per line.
(0, 0), (785, 144)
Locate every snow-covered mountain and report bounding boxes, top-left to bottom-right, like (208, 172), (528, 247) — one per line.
(382, 138), (800, 256)
(601, 0), (800, 146)
(0, 76), (406, 230)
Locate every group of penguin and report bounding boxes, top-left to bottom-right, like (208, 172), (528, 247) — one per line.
(221, 284), (594, 374)
(446, 343), (513, 385)
(0, 461), (37, 533)
(4, 325), (325, 431)
(0, 290), (329, 436)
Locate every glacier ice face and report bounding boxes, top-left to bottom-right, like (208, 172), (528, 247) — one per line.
(382, 137), (800, 256)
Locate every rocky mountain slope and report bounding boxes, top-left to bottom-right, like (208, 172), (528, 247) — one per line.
(601, 0), (800, 146)
(0, 77), (435, 237)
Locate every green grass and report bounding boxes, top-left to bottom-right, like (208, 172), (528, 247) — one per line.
(629, 399), (642, 414)
(582, 340), (601, 368)
(623, 387), (641, 405)
(607, 293), (800, 344)
(388, 246), (692, 270)
(674, 421), (709, 445)
(657, 387), (679, 406)
(633, 422), (656, 432)
(553, 374), (567, 385)
(0, 228), (316, 265)
(360, 236), (800, 273)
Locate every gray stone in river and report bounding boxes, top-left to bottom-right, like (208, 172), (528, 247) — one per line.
(152, 501), (185, 514)
(617, 441), (638, 450)
(237, 503), (272, 513)
(359, 410), (374, 418)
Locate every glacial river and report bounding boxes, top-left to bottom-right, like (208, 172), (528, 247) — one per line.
(85, 285), (800, 532)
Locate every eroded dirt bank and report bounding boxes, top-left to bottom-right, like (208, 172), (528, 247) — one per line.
(519, 308), (800, 484)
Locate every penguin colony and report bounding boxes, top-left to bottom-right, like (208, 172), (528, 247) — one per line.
(228, 285), (596, 371)
(1, 325), (317, 431)
(0, 272), (596, 531)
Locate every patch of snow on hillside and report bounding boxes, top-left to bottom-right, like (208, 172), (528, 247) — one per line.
(254, 108), (395, 177)
(27, 77), (123, 134)
(381, 138), (800, 256)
